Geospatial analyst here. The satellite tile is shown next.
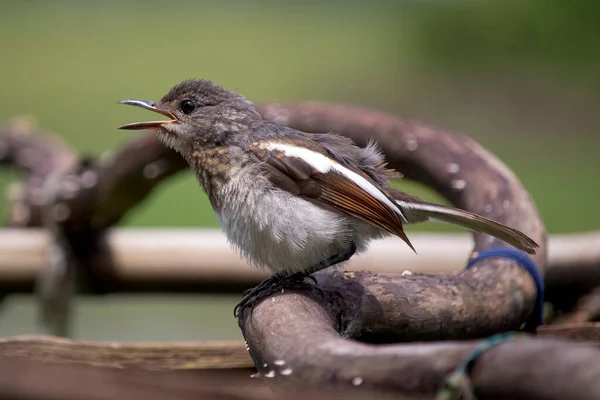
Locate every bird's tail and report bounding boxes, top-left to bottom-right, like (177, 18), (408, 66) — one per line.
(392, 195), (539, 255)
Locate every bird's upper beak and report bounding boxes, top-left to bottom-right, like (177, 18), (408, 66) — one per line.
(118, 100), (177, 130)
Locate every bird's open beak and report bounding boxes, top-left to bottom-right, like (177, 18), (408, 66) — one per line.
(118, 100), (177, 130)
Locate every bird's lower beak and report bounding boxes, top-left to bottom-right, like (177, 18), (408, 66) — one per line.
(118, 100), (177, 130)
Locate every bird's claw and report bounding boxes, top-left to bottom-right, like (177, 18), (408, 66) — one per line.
(234, 273), (318, 319)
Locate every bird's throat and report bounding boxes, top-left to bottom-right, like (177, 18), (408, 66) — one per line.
(186, 146), (233, 210)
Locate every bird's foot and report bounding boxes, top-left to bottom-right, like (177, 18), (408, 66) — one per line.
(234, 272), (315, 319)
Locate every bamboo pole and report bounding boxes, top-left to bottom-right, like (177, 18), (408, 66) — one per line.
(1, 228), (598, 286)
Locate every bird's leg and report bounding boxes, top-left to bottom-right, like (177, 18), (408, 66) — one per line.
(234, 243), (357, 318)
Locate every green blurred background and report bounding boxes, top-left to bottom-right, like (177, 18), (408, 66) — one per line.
(0, 0), (598, 341)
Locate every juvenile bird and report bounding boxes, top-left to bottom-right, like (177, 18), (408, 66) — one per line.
(118, 79), (538, 316)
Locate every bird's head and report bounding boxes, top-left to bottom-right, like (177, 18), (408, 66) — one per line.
(119, 79), (259, 152)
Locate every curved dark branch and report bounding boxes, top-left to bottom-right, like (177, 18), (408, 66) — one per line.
(0, 118), (77, 178)
(0, 119), (78, 227)
(243, 291), (600, 399)
(0, 123), (186, 334)
(0, 123), (185, 230)
(89, 133), (187, 228)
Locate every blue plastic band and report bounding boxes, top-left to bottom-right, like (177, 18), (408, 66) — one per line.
(466, 247), (544, 331)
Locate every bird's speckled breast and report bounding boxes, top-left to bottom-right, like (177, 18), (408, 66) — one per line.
(188, 146), (232, 210)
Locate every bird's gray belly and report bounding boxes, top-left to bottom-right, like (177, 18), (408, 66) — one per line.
(215, 174), (365, 274)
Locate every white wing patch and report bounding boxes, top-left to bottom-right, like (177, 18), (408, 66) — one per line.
(262, 141), (408, 222)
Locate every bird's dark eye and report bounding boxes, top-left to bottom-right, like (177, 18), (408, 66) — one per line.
(179, 100), (196, 114)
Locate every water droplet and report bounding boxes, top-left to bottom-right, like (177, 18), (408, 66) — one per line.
(405, 137), (418, 152)
(446, 163), (460, 174)
(52, 203), (70, 221)
(451, 179), (466, 190)
(352, 377), (363, 386)
(143, 164), (160, 179)
(80, 170), (98, 188)
(264, 104), (290, 124)
(264, 370), (276, 378)
(143, 159), (169, 179)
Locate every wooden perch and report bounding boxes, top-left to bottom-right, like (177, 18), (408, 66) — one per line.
(1, 326), (600, 400)
(243, 292), (600, 399)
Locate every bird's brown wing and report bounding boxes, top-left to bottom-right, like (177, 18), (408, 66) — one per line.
(247, 141), (414, 251)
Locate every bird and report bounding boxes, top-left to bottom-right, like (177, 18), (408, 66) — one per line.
(118, 79), (539, 317)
